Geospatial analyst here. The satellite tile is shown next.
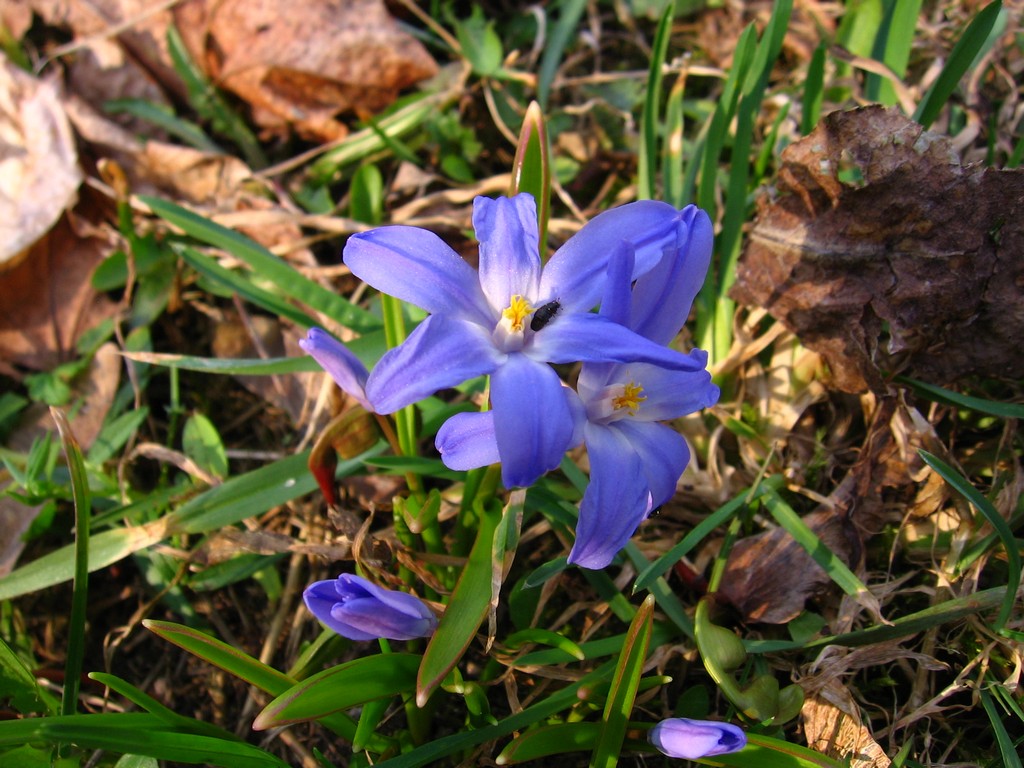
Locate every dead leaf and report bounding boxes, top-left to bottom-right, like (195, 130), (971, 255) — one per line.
(801, 680), (892, 768)
(718, 506), (862, 624)
(0, 192), (117, 371)
(0, 52), (82, 269)
(172, 0), (438, 140)
(731, 106), (1024, 393)
(0, 495), (41, 578)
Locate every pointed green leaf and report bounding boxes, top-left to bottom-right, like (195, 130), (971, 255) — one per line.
(509, 101), (550, 247)
(591, 595), (655, 768)
(141, 195), (377, 332)
(254, 653), (420, 729)
(416, 500), (502, 705)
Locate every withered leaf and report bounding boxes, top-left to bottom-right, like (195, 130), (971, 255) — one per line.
(0, 52), (82, 269)
(173, 0), (438, 140)
(731, 106), (1024, 393)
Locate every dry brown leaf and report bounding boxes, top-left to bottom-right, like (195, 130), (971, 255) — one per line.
(172, 0), (438, 140)
(731, 106), (1024, 393)
(0, 495), (41, 578)
(801, 680), (891, 768)
(718, 505), (862, 624)
(0, 193), (117, 371)
(0, 52), (82, 269)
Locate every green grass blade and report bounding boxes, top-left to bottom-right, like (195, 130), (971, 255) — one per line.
(416, 500), (502, 705)
(179, 245), (320, 329)
(638, 2), (673, 200)
(747, 586), (1006, 653)
(590, 595), (654, 768)
(51, 408), (89, 720)
(624, 542), (693, 637)
(918, 450), (1020, 631)
(981, 688), (1023, 768)
(141, 196), (378, 333)
(634, 477), (783, 592)
(143, 620), (380, 746)
(537, 0), (587, 108)
(309, 91), (453, 183)
(896, 376), (1024, 419)
(710, 733), (846, 767)
(166, 24), (266, 168)
(865, 0), (921, 104)
(0, 635), (56, 715)
(509, 101), (551, 246)
(166, 450), (315, 533)
(376, 663), (615, 768)
(662, 73), (687, 208)
(120, 351), (321, 376)
(0, 713), (288, 767)
(496, 722), (602, 764)
(0, 525), (166, 601)
(802, 43), (826, 134)
(104, 98), (223, 154)
(762, 489), (879, 613)
(254, 654), (420, 729)
(913, 1), (1002, 129)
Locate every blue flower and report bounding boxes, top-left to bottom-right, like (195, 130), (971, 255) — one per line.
(299, 328), (374, 411)
(648, 717), (746, 759)
(344, 193), (699, 488)
(303, 574), (437, 641)
(567, 205), (718, 569)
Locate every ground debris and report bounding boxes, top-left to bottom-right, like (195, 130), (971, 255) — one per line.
(732, 105), (1024, 393)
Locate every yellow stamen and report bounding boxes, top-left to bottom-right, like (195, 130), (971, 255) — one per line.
(612, 382), (646, 415)
(502, 295), (534, 333)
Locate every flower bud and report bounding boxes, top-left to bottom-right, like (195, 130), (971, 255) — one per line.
(303, 574), (436, 641)
(648, 717), (746, 759)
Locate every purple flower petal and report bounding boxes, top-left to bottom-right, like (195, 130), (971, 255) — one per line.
(365, 315), (504, 414)
(436, 411), (500, 471)
(597, 240), (636, 328)
(614, 420), (690, 509)
(299, 328), (373, 411)
(649, 718), (746, 759)
(303, 574), (436, 641)
(598, 359), (719, 422)
(568, 424), (651, 569)
(529, 314), (708, 371)
(540, 200), (682, 312)
(629, 205), (714, 345)
(474, 195), (541, 310)
(491, 354), (575, 487)
(344, 226), (492, 325)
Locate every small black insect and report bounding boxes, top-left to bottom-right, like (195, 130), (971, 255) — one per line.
(530, 300), (561, 332)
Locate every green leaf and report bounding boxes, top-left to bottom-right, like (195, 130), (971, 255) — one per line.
(509, 101), (551, 248)
(87, 407), (150, 465)
(638, 2), (673, 200)
(761, 489), (880, 616)
(416, 500), (502, 705)
(0, 712), (288, 767)
(183, 412), (229, 480)
(896, 376), (1024, 419)
(51, 408), (90, 722)
(455, 8), (503, 77)
(143, 620), (380, 747)
(141, 195), (377, 333)
(120, 351), (321, 376)
(496, 722), (602, 764)
(350, 164), (384, 225)
(705, 733), (847, 767)
(179, 245), (320, 330)
(591, 595), (655, 768)
(919, 450), (1020, 632)
(254, 654), (420, 729)
(913, 1), (1002, 129)
(0, 635), (54, 715)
